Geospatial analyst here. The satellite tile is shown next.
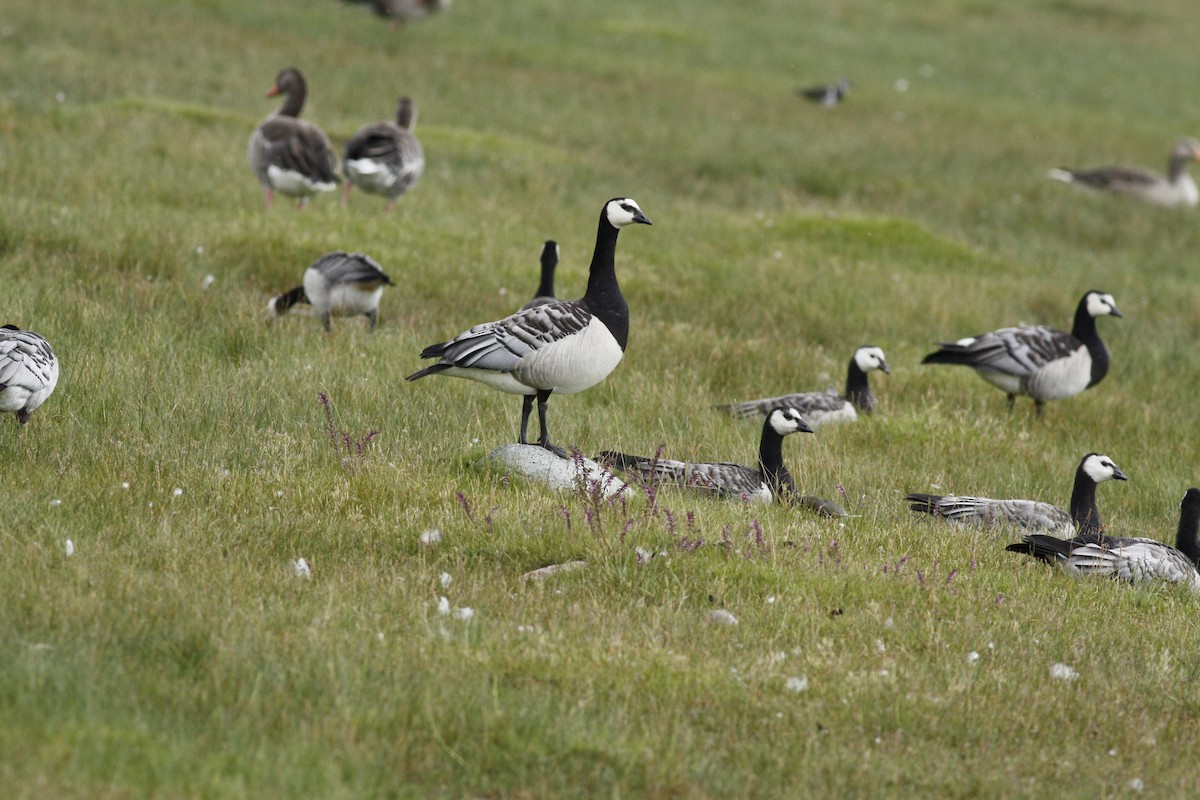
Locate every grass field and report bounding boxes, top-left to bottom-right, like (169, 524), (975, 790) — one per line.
(4, 0), (1200, 796)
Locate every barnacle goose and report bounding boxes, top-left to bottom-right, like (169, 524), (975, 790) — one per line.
(406, 198), (651, 456)
(1006, 488), (1200, 591)
(0, 325), (59, 428)
(519, 241), (560, 311)
(1048, 139), (1200, 208)
(907, 453), (1127, 537)
(247, 67), (340, 208)
(721, 345), (889, 427)
(341, 0), (450, 25)
(267, 252), (394, 331)
(921, 290), (1121, 415)
(799, 78), (851, 106)
(343, 96), (424, 211)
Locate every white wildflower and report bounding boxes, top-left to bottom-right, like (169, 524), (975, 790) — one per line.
(50, 498), (62, 507)
(709, 609), (739, 626)
(453, 607), (474, 621)
(785, 675), (809, 693)
(201, 274), (215, 289)
(1129, 778), (1144, 792)
(967, 651), (980, 665)
(766, 595), (777, 604)
(420, 528), (442, 546)
(1051, 663), (1079, 681)
(883, 616), (895, 628)
(437, 596), (451, 615)
(439, 572), (452, 588)
(65, 539), (75, 557)
(294, 558), (311, 579)
(894, 78), (910, 92)
(172, 487), (183, 497)
(55, 92), (66, 103)
(876, 639), (886, 653)
(121, 482), (130, 490)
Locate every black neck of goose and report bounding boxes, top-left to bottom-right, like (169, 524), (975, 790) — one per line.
(758, 421), (798, 499)
(1071, 301), (1109, 388)
(277, 87), (306, 119)
(397, 99), (415, 130)
(1069, 467), (1103, 535)
(583, 215), (629, 350)
(534, 256), (556, 299)
(844, 358), (876, 412)
(1176, 497), (1200, 567)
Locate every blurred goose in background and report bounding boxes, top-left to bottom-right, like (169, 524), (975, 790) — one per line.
(520, 241), (560, 311)
(1006, 488), (1200, 591)
(1048, 138), (1200, 208)
(721, 345), (889, 427)
(341, 0), (450, 25)
(921, 290), (1121, 416)
(406, 198), (652, 457)
(343, 96), (425, 211)
(247, 67), (340, 208)
(268, 252), (394, 331)
(799, 78), (851, 106)
(907, 453), (1127, 537)
(0, 325), (59, 428)
(599, 406), (847, 516)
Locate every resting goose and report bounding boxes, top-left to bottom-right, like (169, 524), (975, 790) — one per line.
(519, 241), (560, 311)
(0, 325), (59, 428)
(341, 0), (450, 25)
(406, 198), (651, 456)
(268, 252), (394, 331)
(1006, 488), (1200, 591)
(247, 67), (340, 208)
(1048, 139), (1200, 208)
(907, 453), (1127, 537)
(922, 290), (1121, 415)
(721, 345), (889, 427)
(799, 78), (851, 107)
(343, 96), (425, 211)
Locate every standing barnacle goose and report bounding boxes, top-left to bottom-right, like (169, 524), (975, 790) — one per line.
(907, 453), (1127, 537)
(519, 241), (560, 311)
(405, 198), (651, 456)
(798, 78), (851, 107)
(1006, 488), (1200, 591)
(268, 252), (394, 331)
(1048, 139), (1200, 209)
(921, 290), (1121, 415)
(343, 96), (425, 211)
(721, 345), (889, 428)
(247, 67), (340, 208)
(0, 325), (59, 428)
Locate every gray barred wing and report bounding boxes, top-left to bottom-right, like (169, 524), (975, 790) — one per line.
(430, 301), (593, 372)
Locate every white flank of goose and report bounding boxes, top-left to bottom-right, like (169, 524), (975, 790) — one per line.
(922, 290), (1121, 415)
(907, 453), (1127, 537)
(1048, 138), (1200, 208)
(798, 78), (851, 107)
(268, 252), (394, 331)
(722, 345), (889, 427)
(247, 67), (340, 208)
(1006, 488), (1200, 591)
(0, 325), (60, 428)
(343, 96), (425, 211)
(520, 241), (560, 311)
(405, 198), (651, 456)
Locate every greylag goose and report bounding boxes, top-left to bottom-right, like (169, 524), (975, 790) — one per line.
(0, 325), (59, 428)
(343, 96), (425, 211)
(1006, 488), (1200, 591)
(721, 345), (889, 427)
(519, 241), (560, 311)
(922, 290), (1121, 415)
(247, 67), (340, 208)
(406, 198), (651, 457)
(1048, 138), (1200, 208)
(907, 453), (1127, 537)
(268, 252), (394, 331)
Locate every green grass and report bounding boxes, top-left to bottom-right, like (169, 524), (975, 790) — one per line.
(4, 0), (1200, 796)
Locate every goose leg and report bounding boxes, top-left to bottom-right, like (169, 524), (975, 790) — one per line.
(342, 182), (353, 207)
(1035, 399), (1045, 418)
(321, 311), (333, 332)
(367, 309), (378, 330)
(1006, 393), (1015, 412)
(518, 395), (534, 444)
(264, 187), (275, 209)
(535, 388), (567, 458)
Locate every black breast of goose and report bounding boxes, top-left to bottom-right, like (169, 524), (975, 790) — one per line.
(520, 241), (560, 311)
(405, 198), (651, 456)
(1048, 139), (1200, 208)
(798, 78), (851, 106)
(1006, 488), (1200, 591)
(268, 252), (394, 331)
(921, 290), (1121, 415)
(722, 345), (889, 427)
(0, 325), (60, 428)
(907, 453), (1127, 537)
(343, 96), (425, 211)
(599, 406), (814, 504)
(247, 67), (341, 208)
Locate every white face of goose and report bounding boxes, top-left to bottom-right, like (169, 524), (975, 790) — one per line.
(854, 346), (890, 374)
(605, 198), (653, 228)
(767, 406), (814, 437)
(1081, 453), (1128, 484)
(1085, 292), (1121, 319)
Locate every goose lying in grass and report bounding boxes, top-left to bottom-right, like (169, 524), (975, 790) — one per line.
(520, 241), (560, 311)
(907, 453), (1127, 537)
(1006, 488), (1200, 591)
(341, 0), (450, 25)
(343, 96), (424, 211)
(268, 252), (394, 331)
(0, 325), (59, 428)
(247, 67), (340, 208)
(798, 78), (851, 107)
(1048, 138), (1200, 208)
(921, 290), (1121, 416)
(599, 406), (847, 516)
(721, 345), (889, 427)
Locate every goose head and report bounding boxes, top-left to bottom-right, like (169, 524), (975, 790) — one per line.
(767, 405), (814, 437)
(541, 240), (559, 268)
(605, 198), (653, 228)
(1083, 291), (1122, 319)
(854, 345), (890, 375)
(267, 67), (306, 100)
(1080, 453), (1128, 484)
